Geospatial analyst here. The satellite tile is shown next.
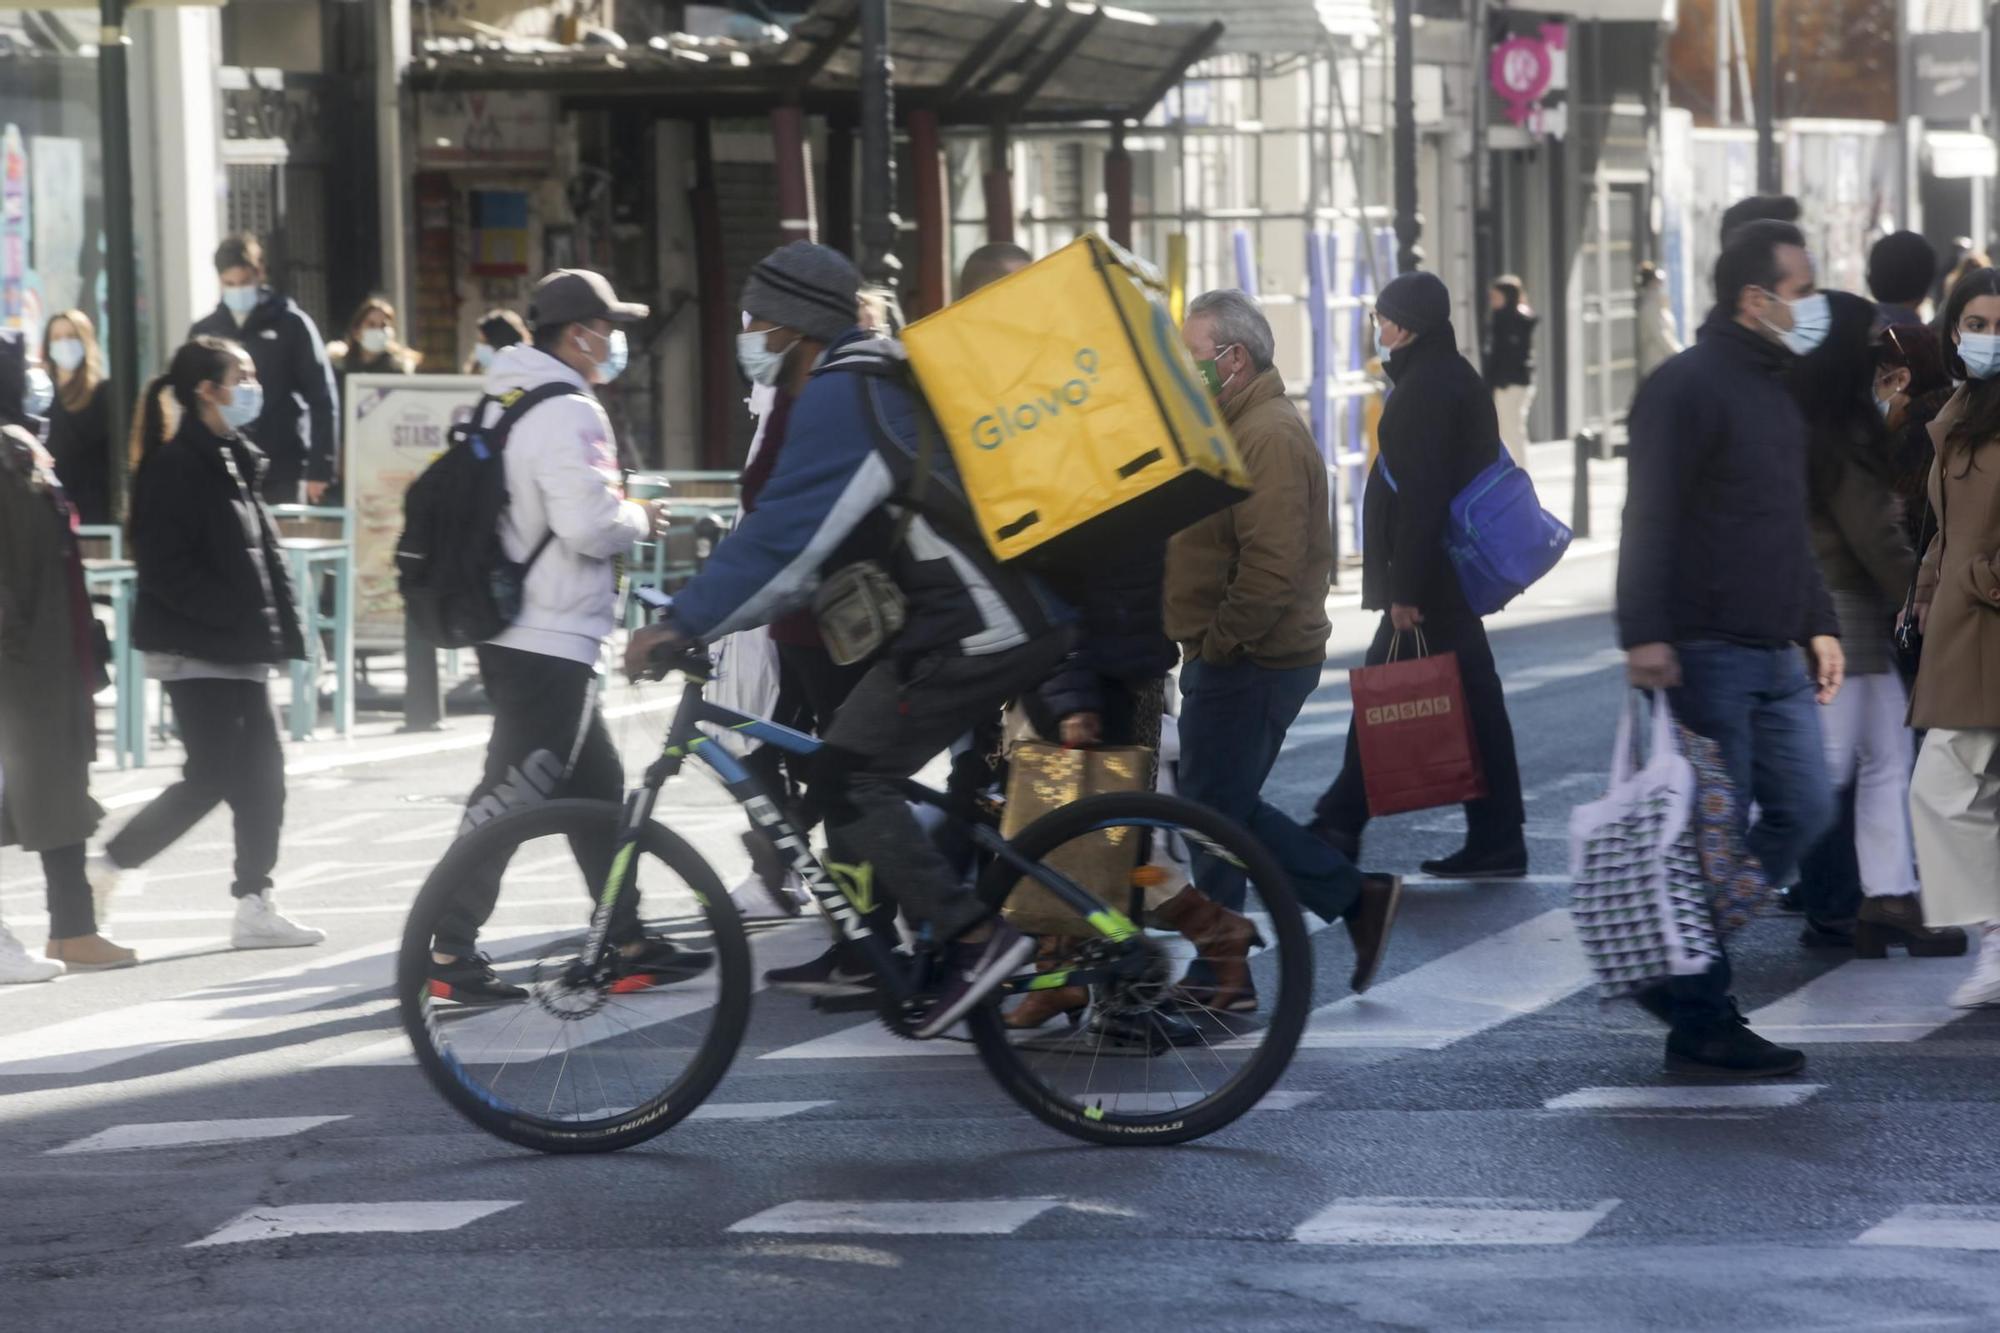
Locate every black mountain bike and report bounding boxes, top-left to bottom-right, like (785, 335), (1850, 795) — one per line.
(397, 647), (1312, 1152)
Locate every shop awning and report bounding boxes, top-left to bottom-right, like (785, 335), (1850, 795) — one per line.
(408, 0), (1225, 126)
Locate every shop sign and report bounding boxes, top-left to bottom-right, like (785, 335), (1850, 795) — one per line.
(1, 125), (27, 330)
(1910, 34), (1986, 122)
(417, 92), (556, 170)
(1490, 25), (1569, 142)
(342, 374), (484, 645)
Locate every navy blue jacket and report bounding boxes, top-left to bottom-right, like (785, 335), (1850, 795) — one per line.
(190, 288), (339, 486)
(1617, 310), (1839, 649)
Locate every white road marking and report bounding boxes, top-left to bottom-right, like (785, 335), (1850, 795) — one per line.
(283, 812), (387, 846)
(1746, 957), (1978, 1043)
(687, 1101), (830, 1121)
(1855, 1205), (2000, 1251)
(1545, 1084), (1825, 1111)
(189, 1201), (519, 1247)
(1292, 1197), (1620, 1246)
(1297, 909), (1591, 1049)
(0, 937), (400, 1076)
(728, 1198), (1062, 1236)
(1253, 1090), (1321, 1111)
(48, 1115), (349, 1155)
(377, 817), (464, 846)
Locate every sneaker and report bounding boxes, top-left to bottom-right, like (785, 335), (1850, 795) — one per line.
(45, 934), (139, 971)
(0, 926), (63, 984)
(912, 921), (1036, 1039)
(1344, 873), (1404, 993)
(87, 850), (143, 925)
(728, 869), (803, 922)
(427, 954), (528, 1005)
(230, 891), (326, 950)
(608, 936), (715, 994)
(1665, 1020), (1806, 1078)
(765, 942), (877, 997)
(1420, 840), (1528, 881)
(1951, 925), (2000, 1009)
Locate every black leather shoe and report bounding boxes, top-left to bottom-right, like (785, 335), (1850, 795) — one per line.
(1799, 915), (1857, 948)
(1665, 1022), (1806, 1078)
(1419, 840), (1528, 881)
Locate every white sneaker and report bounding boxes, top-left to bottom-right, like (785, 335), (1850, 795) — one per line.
(87, 850), (144, 925)
(231, 891), (326, 950)
(0, 925), (63, 984)
(728, 870), (804, 921)
(1950, 924), (2000, 1009)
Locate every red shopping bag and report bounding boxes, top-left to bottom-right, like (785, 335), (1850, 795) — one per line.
(1349, 633), (1487, 817)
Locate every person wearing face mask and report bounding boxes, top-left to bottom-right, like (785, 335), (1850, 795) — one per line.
(463, 309), (528, 375)
(423, 269), (683, 1005)
(1787, 291), (1964, 958)
(1310, 270), (1529, 884)
(1874, 324), (1954, 551)
(1165, 289), (1400, 1009)
(189, 232), (340, 506)
(92, 337), (323, 951)
(1906, 266), (2000, 1009)
(327, 296), (420, 388)
(1618, 218), (1846, 1077)
(39, 310), (114, 525)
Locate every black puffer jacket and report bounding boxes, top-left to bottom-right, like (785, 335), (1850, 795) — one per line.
(190, 287), (339, 488)
(130, 418), (305, 664)
(1617, 310), (1838, 649)
(1363, 323), (1500, 613)
(1485, 305), (1538, 388)
(1038, 541), (1176, 722)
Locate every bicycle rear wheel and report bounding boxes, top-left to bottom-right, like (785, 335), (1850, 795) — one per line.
(398, 799), (752, 1153)
(966, 791), (1312, 1146)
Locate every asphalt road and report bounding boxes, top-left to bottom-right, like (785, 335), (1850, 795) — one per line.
(6, 525), (2000, 1331)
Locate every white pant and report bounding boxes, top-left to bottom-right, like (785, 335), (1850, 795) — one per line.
(1819, 672), (1919, 898)
(1494, 385), (1535, 467)
(1911, 727), (2000, 927)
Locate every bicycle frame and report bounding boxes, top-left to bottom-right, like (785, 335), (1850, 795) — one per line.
(590, 668), (1145, 1005)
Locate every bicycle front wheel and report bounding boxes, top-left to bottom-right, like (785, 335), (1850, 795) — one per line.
(967, 791), (1313, 1146)
(398, 800), (752, 1153)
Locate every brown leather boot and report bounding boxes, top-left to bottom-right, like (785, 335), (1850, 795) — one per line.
(1156, 888), (1261, 1014)
(1004, 936), (1086, 1029)
(1854, 894), (1969, 958)
(45, 934), (138, 971)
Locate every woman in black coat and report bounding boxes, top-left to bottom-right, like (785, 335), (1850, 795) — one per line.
(42, 309), (115, 525)
(94, 336), (325, 952)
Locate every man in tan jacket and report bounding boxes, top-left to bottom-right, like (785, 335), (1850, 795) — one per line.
(1166, 291), (1401, 1002)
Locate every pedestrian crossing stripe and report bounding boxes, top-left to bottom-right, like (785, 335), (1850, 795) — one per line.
(1854, 1205), (2000, 1251)
(1292, 1197), (1620, 1246)
(189, 1201), (520, 1247)
(48, 1116), (350, 1155)
(727, 1198), (1063, 1236)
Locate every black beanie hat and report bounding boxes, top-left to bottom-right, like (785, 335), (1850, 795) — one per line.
(1376, 271), (1451, 338)
(1868, 230), (1938, 307)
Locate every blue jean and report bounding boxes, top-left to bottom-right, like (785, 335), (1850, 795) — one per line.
(1177, 658), (1362, 921)
(1653, 641), (1836, 1031)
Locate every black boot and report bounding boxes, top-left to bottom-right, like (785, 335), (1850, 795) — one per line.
(1799, 914), (1856, 948)
(1665, 1014), (1805, 1078)
(1420, 837), (1528, 881)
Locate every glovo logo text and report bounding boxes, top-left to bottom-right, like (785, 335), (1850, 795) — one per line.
(1364, 695), (1454, 727)
(970, 348), (1102, 449)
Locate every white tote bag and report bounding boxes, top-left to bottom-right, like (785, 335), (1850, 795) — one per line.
(703, 626), (781, 756)
(1567, 691), (1722, 998)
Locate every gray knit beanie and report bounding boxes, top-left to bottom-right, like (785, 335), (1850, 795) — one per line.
(742, 242), (863, 343)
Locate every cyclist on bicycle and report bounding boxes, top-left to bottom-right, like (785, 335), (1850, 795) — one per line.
(626, 242), (1070, 1038)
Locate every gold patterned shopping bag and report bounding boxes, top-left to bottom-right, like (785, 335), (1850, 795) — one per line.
(999, 742), (1153, 934)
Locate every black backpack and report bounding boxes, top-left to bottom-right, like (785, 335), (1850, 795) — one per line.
(395, 382), (581, 649)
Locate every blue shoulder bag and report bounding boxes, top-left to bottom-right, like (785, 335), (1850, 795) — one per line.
(1376, 446), (1571, 615)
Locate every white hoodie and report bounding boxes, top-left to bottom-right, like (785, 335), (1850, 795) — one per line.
(482, 344), (650, 666)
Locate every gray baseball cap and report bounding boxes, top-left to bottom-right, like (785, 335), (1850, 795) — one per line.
(528, 269), (650, 326)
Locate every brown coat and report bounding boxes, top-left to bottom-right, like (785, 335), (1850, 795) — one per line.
(0, 426), (103, 853)
(1163, 368), (1332, 668)
(1911, 387), (2000, 729)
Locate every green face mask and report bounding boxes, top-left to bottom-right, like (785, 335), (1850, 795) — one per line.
(1196, 344), (1239, 398)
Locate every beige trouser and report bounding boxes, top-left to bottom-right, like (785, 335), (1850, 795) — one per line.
(1911, 728), (2000, 927)
(1494, 385), (1535, 467)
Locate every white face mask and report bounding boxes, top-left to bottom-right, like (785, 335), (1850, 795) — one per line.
(1959, 331), (2000, 380)
(737, 328), (795, 387)
(221, 284), (259, 318)
(359, 327), (391, 355)
(1761, 290), (1830, 357)
(473, 343), (496, 371)
(48, 337), (85, 373)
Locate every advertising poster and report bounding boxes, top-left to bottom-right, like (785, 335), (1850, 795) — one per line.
(1, 125), (28, 329)
(343, 373), (484, 647)
(29, 134), (84, 317)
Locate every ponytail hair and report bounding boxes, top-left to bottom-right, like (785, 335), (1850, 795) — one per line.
(135, 336), (242, 463)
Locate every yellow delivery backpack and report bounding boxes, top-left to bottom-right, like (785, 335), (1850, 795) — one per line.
(902, 233), (1251, 563)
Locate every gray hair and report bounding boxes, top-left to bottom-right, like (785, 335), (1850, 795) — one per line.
(1187, 289), (1275, 371)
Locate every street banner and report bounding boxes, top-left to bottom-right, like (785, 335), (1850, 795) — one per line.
(344, 373), (483, 647)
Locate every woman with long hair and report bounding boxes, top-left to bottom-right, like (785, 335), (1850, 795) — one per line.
(1790, 292), (1964, 957)
(92, 336), (324, 951)
(1875, 322), (1954, 549)
(1909, 267), (2000, 1006)
(1484, 275), (1538, 466)
(41, 309), (114, 524)
(327, 295), (421, 380)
